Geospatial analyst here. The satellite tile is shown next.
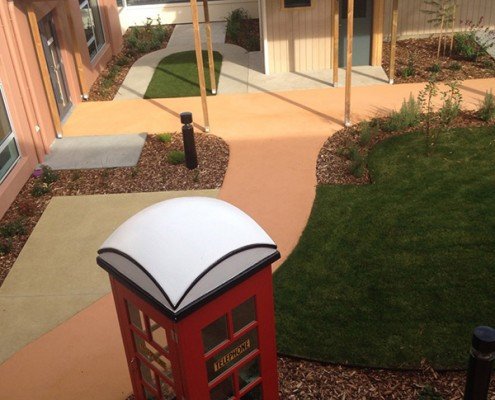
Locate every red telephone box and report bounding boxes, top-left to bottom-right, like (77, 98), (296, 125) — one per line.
(97, 197), (281, 400)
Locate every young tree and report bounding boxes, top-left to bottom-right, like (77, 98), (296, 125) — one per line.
(422, 0), (457, 58)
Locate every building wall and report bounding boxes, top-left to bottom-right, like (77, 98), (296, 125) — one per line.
(265, 0), (333, 73)
(0, 0), (123, 218)
(118, 0), (259, 30)
(383, 0), (495, 39)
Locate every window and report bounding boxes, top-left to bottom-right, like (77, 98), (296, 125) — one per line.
(0, 84), (20, 183)
(79, 0), (105, 60)
(284, 0), (311, 8)
(342, 0), (367, 19)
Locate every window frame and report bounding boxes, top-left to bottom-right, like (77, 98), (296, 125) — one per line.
(0, 83), (21, 184)
(79, 0), (106, 61)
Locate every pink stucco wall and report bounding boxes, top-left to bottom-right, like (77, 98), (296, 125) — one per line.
(0, 0), (123, 218)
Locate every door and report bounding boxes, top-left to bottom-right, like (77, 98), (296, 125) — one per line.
(339, 0), (373, 67)
(39, 14), (72, 119)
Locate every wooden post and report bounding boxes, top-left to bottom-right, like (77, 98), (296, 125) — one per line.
(203, 0), (217, 94)
(332, 0), (339, 87)
(389, 0), (399, 84)
(344, 0), (354, 127)
(190, 0), (210, 131)
(26, 3), (63, 137)
(64, 0), (88, 97)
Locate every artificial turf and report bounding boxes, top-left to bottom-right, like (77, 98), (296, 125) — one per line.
(274, 126), (495, 369)
(144, 50), (222, 99)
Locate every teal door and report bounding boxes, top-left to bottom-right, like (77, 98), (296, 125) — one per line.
(339, 0), (373, 67)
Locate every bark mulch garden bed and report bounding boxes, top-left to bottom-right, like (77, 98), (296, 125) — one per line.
(0, 132), (228, 287)
(382, 37), (495, 84)
(89, 23), (175, 101)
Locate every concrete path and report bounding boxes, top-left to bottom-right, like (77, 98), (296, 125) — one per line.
(116, 21), (388, 99)
(44, 134), (146, 169)
(1, 79), (493, 400)
(0, 190), (218, 364)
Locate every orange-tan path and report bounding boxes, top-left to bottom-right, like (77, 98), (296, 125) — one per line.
(1, 79), (492, 400)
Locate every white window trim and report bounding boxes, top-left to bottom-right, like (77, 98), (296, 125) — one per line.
(0, 83), (21, 184)
(79, 0), (106, 61)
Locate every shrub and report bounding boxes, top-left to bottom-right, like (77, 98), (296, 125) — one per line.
(125, 17), (167, 55)
(17, 200), (36, 217)
(41, 165), (58, 184)
(418, 78), (439, 153)
(454, 32), (480, 61)
(31, 182), (50, 197)
(448, 61), (462, 71)
(0, 219), (26, 238)
(401, 55), (416, 78)
(419, 385), (443, 400)
(225, 8), (249, 43)
(158, 133), (172, 143)
(439, 81), (462, 127)
(0, 237), (12, 255)
(427, 63), (442, 73)
(478, 90), (495, 122)
(167, 150), (185, 165)
(348, 147), (365, 178)
(383, 94), (422, 132)
(358, 121), (373, 146)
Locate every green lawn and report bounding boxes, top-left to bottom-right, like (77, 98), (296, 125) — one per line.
(274, 126), (495, 369)
(144, 51), (222, 99)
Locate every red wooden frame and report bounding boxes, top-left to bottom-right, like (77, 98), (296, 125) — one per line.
(110, 264), (279, 400)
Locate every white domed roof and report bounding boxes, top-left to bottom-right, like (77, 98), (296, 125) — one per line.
(97, 197), (279, 318)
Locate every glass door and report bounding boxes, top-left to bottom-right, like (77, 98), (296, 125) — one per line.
(39, 13), (72, 119)
(202, 297), (263, 400)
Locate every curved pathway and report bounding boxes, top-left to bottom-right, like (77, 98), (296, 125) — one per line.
(0, 79), (493, 399)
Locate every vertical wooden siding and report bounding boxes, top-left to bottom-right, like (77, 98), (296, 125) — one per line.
(383, 0), (495, 38)
(266, 0), (332, 73)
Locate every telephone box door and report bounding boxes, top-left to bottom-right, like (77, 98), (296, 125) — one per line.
(111, 277), (184, 400)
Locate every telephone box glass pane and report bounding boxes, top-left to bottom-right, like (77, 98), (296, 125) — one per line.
(240, 384), (262, 400)
(133, 332), (174, 381)
(210, 376), (234, 400)
(232, 297), (256, 333)
(127, 300), (146, 332)
(238, 357), (260, 390)
(206, 328), (259, 382)
(143, 386), (157, 400)
(149, 318), (169, 352)
(158, 377), (177, 399)
(202, 315), (228, 353)
(139, 360), (156, 388)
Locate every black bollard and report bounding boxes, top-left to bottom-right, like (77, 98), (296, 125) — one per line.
(180, 112), (198, 170)
(464, 326), (495, 400)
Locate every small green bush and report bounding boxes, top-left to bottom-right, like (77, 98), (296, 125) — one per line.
(158, 133), (172, 143)
(383, 94), (422, 132)
(401, 56), (416, 78)
(482, 59), (495, 69)
(125, 17), (167, 56)
(419, 385), (443, 400)
(225, 8), (248, 43)
(0, 237), (12, 255)
(439, 81), (462, 127)
(167, 150), (185, 165)
(478, 90), (495, 122)
(454, 32), (481, 61)
(17, 200), (36, 217)
(0, 219), (26, 237)
(41, 165), (58, 184)
(358, 121), (373, 146)
(31, 182), (50, 197)
(448, 62), (462, 71)
(428, 63), (442, 73)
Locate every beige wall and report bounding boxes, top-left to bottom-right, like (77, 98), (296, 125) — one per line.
(383, 0), (495, 39)
(119, 0), (259, 30)
(0, 0), (123, 218)
(265, 0), (332, 73)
